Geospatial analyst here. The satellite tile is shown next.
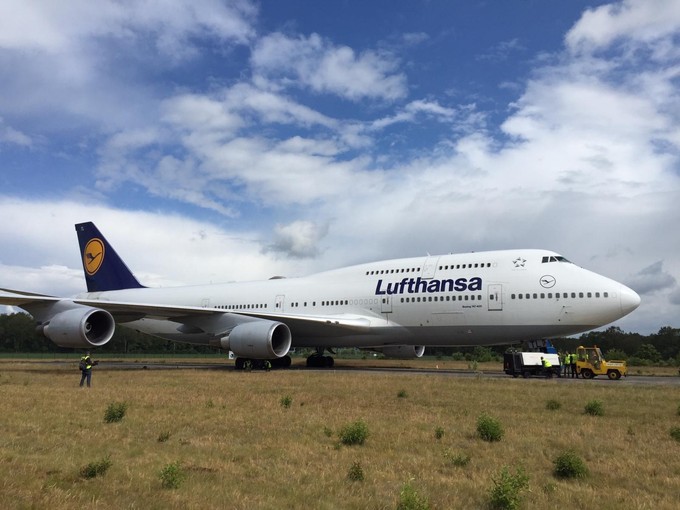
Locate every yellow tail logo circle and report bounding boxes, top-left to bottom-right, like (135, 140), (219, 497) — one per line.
(84, 239), (105, 275)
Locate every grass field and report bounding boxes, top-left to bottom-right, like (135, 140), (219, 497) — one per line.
(1, 361), (679, 509)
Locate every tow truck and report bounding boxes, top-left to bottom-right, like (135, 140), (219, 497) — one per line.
(576, 345), (627, 380)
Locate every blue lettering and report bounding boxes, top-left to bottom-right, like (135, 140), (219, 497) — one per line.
(374, 277), (483, 295)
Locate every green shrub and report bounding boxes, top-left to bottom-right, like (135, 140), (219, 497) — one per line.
(347, 461), (364, 482)
(397, 389), (408, 398)
(280, 395), (293, 408)
(444, 449), (470, 467)
(434, 426), (444, 440)
(477, 413), (503, 442)
(339, 419), (369, 446)
(159, 461), (185, 489)
(397, 481), (430, 510)
(80, 456), (112, 479)
(489, 466), (529, 510)
(323, 426), (333, 438)
(670, 426), (680, 442)
(546, 399), (561, 411)
(104, 401), (128, 423)
(157, 431), (171, 443)
(584, 399), (604, 416)
(553, 450), (588, 479)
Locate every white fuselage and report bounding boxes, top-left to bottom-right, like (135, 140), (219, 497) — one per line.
(77, 249), (640, 349)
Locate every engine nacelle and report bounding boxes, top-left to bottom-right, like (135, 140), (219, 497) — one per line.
(42, 307), (115, 349)
(220, 320), (291, 359)
(380, 345), (426, 359)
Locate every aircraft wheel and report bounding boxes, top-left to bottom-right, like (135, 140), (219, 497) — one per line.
(326, 356), (334, 368)
(235, 358), (245, 370)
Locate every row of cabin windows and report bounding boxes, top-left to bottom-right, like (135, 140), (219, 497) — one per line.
(439, 262), (492, 270)
(215, 304), (266, 310)
(400, 294), (483, 303)
(288, 299), (382, 308)
(511, 291), (610, 300)
(366, 262), (492, 276)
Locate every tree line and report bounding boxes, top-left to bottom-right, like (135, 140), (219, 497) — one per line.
(0, 313), (678, 365)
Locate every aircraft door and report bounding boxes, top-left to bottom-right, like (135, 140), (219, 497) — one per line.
(488, 284), (502, 311)
(381, 296), (392, 314)
(275, 295), (285, 312)
(422, 256), (439, 279)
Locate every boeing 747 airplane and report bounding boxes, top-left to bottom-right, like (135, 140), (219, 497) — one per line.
(0, 222), (640, 368)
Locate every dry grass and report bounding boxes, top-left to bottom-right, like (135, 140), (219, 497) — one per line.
(0, 363), (679, 509)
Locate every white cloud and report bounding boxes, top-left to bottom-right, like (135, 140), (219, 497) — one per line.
(566, 0), (680, 54)
(251, 32), (407, 101)
(264, 221), (330, 259)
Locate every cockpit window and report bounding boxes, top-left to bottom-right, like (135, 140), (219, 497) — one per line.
(542, 255), (572, 264)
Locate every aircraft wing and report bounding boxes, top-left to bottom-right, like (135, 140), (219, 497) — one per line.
(0, 288), (62, 306)
(71, 298), (374, 338)
(0, 289), (375, 338)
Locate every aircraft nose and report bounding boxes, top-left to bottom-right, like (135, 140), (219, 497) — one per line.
(619, 284), (641, 315)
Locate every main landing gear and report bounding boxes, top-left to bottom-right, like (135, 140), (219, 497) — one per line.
(306, 347), (335, 368)
(234, 355), (292, 370)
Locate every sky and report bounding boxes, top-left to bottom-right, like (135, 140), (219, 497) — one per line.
(1, 0), (679, 334)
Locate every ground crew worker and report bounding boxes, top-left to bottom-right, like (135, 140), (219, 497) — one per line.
(541, 356), (553, 378)
(561, 352), (569, 377)
(570, 352), (577, 378)
(79, 351), (98, 388)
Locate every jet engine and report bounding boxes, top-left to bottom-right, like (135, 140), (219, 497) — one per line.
(380, 345), (426, 359)
(220, 320), (292, 359)
(42, 307), (115, 349)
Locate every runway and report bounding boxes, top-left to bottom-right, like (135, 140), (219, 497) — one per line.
(28, 359), (680, 386)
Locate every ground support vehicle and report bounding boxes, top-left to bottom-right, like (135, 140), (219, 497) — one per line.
(504, 352), (561, 378)
(576, 345), (627, 380)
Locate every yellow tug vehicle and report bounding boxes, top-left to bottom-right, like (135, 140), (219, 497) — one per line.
(576, 345), (627, 380)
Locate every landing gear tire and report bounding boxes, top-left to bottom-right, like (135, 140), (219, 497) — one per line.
(306, 354), (334, 368)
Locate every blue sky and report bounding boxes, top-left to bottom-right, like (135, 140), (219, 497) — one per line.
(1, 0), (679, 334)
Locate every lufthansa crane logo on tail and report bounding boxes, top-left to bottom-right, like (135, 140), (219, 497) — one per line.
(84, 238), (105, 275)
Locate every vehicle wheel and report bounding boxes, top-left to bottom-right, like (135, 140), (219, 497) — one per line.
(607, 370), (621, 380)
(522, 371), (531, 379)
(582, 369), (594, 379)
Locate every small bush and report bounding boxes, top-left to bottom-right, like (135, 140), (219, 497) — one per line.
(444, 449), (470, 468)
(670, 426), (680, 442)
(80, 456), (112, 479)
(397, 389), (408, 398)
(553, 450), (588, 479)
(584, 400), (604, 416)
(477, 413), (503, 442)
(546, 399), (561, 411)
(339, 419), (369, 446)
(104, 401), (128, 423)
(280, 395), (293, 408)
(397, 481), (430, 510)
(159, 461), (185, 489)
(323, 426), (333, 438)
(157, 431), (171, 443)
(434, 427), (444, 440)
(347, 461), (364, 482)
(489, 466), (529, 510)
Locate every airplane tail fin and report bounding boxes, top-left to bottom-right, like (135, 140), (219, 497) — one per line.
(75, 222), (145, 292)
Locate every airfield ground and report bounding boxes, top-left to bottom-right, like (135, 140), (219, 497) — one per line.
(1, 359), (679, 509)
